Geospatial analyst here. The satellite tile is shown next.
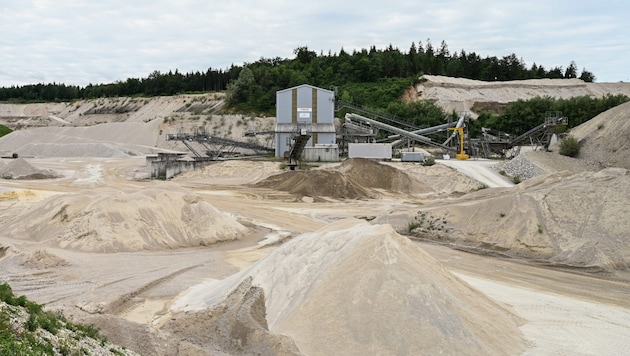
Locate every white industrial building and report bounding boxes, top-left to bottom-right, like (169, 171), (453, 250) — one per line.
(274, 84), (337, 160)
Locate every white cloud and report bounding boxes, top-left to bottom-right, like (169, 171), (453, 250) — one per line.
(0, 0), (628, 86)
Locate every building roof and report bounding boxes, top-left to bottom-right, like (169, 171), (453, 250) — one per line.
(276, 84), (335, 95)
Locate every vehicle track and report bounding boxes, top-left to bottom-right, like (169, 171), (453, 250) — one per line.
(105, 264), (202, 315)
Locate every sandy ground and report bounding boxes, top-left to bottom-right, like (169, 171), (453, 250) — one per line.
(1, 157), (629, 355)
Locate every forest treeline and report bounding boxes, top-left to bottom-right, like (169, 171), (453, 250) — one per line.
(1, 40), (595, 112)
(2, 41), (624, 138)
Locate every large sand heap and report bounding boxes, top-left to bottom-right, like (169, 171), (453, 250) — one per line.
(418, 168), (630, 271)
(3, 183), (247, 252)
(568, 101), (630, 170)
(254, 158), (431, 200)
(171, 219), (526, 355)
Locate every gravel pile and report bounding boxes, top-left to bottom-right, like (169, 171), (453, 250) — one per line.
(497, 153), (546, 180)
(497, 151), (600, 181)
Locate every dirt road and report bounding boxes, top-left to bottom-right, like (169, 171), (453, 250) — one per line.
(438, 158), (514, 188)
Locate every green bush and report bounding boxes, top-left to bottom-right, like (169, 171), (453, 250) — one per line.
(421, 156), (436, 166)
(0, 282), (108, 354)
(559, 135), (580, 157)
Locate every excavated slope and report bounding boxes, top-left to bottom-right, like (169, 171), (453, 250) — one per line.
(568, 101), (630, 170)
(417, 168), (630, 271)
(417, 75), (630, 115)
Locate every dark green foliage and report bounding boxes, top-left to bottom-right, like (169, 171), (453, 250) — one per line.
(0, 124), (12, 138)
(67, 321), (101, 340)
(38, 311), (61, 335)
(0, 283), (106, 355)
(26, 312), (38, 332)
(0, 283), (15, 304)
(474, 94), (629, 137)
(338, 78), (414, 108)
(559, 135), (580, 157)
(384, 98), (446, 128)
(422, 156), (436, 166)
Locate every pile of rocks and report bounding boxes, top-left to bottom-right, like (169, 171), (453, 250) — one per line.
(496, 153), (546, 180)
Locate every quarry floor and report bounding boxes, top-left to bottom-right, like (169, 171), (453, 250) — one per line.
(1, 157), (629, 355)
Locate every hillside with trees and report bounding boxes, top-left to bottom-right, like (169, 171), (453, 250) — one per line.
(2, 40), (624, 138)
(1, 40), (594, 108)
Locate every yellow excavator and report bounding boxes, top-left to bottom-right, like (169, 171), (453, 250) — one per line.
(447, 127), (469, 160)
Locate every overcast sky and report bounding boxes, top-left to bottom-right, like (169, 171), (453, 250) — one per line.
(1, 0), (628, 87)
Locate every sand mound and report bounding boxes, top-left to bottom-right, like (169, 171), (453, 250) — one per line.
(255, 169), (374, 200)
(335, 157), (432, 194)
(254, 158), (431, 200)
(21, 249), (71, 269)
(172, 220), (526, 355)
(568, 101), (630, 170)
(416, 168), (630, 271)
(3, 183), (247, 252)
(0, 158), (60, 179)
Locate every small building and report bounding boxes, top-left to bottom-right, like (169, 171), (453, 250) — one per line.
(275, 84), (337, 159)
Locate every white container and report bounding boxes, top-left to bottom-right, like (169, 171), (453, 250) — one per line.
(348, 143), (392, 160)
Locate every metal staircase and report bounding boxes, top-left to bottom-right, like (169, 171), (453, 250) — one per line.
(508, 112), (568, 149)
